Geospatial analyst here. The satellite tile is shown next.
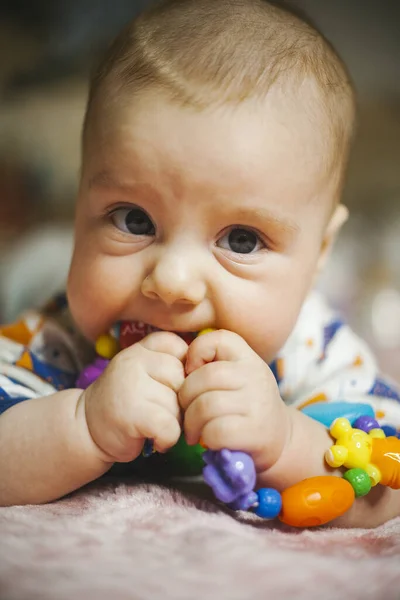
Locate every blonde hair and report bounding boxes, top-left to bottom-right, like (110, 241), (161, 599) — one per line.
(83, 0), (356, 181)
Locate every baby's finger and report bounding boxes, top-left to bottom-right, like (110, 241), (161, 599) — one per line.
(144, 378), (182, 423)
(145, 352), (186, 393)
(140, 331), (189, 362)
(184, 391), (247, 445)
(186, 329), (252, 374)
(200, 415), (255, 451)
(134, 403), (182, 452)
(179, 361), (242, 411)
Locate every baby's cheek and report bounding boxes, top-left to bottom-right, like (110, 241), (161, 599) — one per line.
(67, 255), (113, 340)
(68, 250), (144, 341)
(239, 307), (297, 364)
(260, 285), (310, 359)
(66, 274), (98, 342)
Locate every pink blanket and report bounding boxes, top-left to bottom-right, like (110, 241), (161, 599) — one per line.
(1, 477), (400, 600)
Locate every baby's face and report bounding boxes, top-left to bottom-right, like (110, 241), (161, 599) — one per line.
(68, 91), (338, 363)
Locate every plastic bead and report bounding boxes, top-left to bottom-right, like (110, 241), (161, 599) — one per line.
(381, 425), (398, 438)
(95, 334), (119, 359)
(197, 328), (215, 336)
(76, 357), (109, 389)
(326, 418), (374, 470)
(202, 449), (256, 506)
(370, 437), (400, 489)
(353, 415), (380, 433)
(142, 439), (155, 457)
(165, 435), (206, 476)
(254, 488), (282, 519)
(302, 402), (375, 428)
(343, 468), (372, 497)
(279, 476), (355, 528)
(369, 428), (386, 439)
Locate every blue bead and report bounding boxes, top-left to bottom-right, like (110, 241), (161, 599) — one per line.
(254, 488), (282, 519)
(142, 438), (155, 457)
(381, 425), (397, 437)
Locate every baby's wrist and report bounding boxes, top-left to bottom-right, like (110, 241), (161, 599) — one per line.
(76, 389), (116, 466)
(250, 399), (293, 476)
(256, 407), (333, 491)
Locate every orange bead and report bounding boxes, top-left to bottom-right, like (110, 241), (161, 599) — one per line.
(279, 476), (355, 528)
(371, 437), (400, 489)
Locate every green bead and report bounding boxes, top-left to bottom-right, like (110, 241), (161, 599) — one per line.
(165, 435), (206, 476)
(343, 468), (372, 497)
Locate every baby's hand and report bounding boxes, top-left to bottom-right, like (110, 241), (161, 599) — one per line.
(179, 330), (290, 474)
(81, 332), (187, 463)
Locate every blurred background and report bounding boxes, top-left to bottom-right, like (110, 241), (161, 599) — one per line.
(0, 0), (399, 381)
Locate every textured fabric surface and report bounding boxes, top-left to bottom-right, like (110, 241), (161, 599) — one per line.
(0, 477), (399, 600)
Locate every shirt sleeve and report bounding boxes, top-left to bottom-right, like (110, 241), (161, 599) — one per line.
(270, 291), (400, 429)
(0, 294), (94, 415)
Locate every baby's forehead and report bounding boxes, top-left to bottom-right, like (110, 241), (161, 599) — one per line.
(86, 83), (333, 184)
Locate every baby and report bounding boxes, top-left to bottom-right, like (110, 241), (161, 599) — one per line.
(1, 0), (399, 526)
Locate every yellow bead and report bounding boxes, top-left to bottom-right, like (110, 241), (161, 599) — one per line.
(369, 428), (385, 439)
(366, 464), (381, 486)
(330, 417), (351, 440)
(95, 334), (119, 359)
(196, 328), (215, 337)
(325, 445), (348, 468)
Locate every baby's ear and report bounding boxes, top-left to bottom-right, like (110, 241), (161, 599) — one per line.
(316, 203), (348, 275)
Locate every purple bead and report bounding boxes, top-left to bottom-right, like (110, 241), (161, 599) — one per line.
(228, 490), (259, 511)
(353, 415), (380, 433)
(76, 357), (109, 389)
(203, 449), (256, 504)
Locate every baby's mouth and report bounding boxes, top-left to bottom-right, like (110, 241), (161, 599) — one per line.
(118, 320), (197, 349)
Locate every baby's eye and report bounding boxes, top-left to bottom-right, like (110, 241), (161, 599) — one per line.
(217, 227), (264, 254)
(111, 207), (155, 236)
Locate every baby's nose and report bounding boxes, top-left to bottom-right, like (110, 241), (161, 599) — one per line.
(141, 250), (207, 306)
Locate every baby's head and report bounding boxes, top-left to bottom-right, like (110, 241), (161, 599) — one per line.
(67, 0), (356, 363)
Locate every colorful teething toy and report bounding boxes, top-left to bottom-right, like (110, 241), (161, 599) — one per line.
(76, 323), (400, 528)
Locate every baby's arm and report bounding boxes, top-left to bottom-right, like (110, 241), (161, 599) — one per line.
(0, 308), (113, 504)
(0, 389), (113, 506)
(0, 331), (187, 506)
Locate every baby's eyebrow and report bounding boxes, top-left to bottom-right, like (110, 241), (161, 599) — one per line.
(88, 171), (129, 191)
(233, 207), (300, 236)
(88, 170), (161, 200)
